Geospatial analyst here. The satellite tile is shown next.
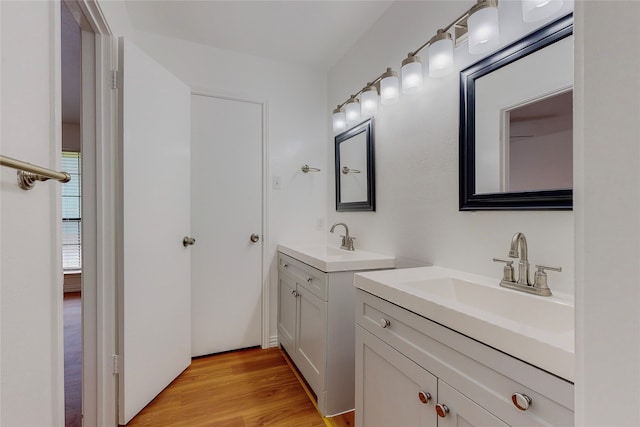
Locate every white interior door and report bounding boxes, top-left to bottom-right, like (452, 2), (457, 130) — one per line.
(191, 94), (263, 357)
(118, 38), (192, 425)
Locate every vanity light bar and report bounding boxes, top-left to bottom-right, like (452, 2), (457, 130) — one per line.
(332, 0), (564, 133)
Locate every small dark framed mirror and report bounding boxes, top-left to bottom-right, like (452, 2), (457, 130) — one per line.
(459, 14), (573, 210)
(335, 118), (375, 211)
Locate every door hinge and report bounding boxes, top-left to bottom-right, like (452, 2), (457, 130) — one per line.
(111, 70), (118, 90)
(113, 354), (120, 374)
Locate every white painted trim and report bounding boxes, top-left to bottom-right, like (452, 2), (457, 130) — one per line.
(70, 2), (117, 427)
(81, 27), (98, 426)
(262, 99), (271, 350)
(269, 335), (279, 348)
(51, 3), (66, 425)
(190, 88), (271, 350)
(93, 31), (118, 427)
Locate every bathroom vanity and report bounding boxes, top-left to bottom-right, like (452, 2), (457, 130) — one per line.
(354, 266), (575, 427)
(277, 244), (394, 417)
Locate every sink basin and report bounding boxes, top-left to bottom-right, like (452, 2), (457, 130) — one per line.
(354, 266), (575, 382)
(402, 277), (573, 334)
(277, 243), (395, 273)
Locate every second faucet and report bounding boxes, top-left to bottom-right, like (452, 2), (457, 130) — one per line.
(330, 222), (356, 251)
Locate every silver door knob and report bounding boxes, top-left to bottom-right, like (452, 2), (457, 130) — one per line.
(183, 236), (196, 247)
(250, 233), (260, 243)
(379, 318), (390, 329)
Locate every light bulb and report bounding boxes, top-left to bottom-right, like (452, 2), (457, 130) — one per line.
(380, 68), (399, 105)
(468, 1), (500, 55)
(360, 86), (378, 117)
(522, 0), (563, 22)
(332, 107), (346, 133)
(401, 55), (423, 94)
(345, 96), (361, 124)
(428, 31), (454, 77)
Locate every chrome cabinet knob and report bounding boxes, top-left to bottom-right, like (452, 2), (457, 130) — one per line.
(183, 236), (196, 247)
(283, 263), (288, 269)
(512, 393), (532, 411)
(250, 233), (260, 243)
(307, 277), (313, 283)
(379, 318), (390, 329)
(435, 403), (449, 418)
(418, 391), (431, 404)
(290, 289), (299, 297)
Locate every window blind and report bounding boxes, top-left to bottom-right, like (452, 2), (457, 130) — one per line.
(62, 151), (81, 270)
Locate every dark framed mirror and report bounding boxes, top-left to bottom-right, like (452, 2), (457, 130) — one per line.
(459, 14), (573, 211)
(335, 118), (375, 211)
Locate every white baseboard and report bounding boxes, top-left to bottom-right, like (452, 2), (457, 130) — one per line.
(269, 335), (279, 348)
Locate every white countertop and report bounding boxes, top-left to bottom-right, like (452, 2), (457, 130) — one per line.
(277, 243), (395, 273)
(354, 265), (575, 382)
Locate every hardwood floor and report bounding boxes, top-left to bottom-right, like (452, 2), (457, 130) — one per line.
(64, 292), (82, 427)
(64, 292), (354, 427)
(124, 347), (340, 426)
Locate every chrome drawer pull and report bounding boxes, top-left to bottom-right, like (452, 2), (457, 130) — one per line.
(418, 391), (431, 404)
(379, 318), (390, 329)
(512, 393), (532, 411)
(436, 403), (449, 418)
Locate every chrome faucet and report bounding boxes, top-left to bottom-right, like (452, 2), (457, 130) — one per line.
(493, 232), (561, 297)
(330, 222), (355, 251)
(509, 232), (530, 285)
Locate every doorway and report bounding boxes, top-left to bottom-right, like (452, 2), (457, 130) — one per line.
(61, 2), (83, 426)
(59, 1), (118, 426)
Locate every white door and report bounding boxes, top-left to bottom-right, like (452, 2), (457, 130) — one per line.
(190, 94), (263, 357)
(118, 39), (192, 425)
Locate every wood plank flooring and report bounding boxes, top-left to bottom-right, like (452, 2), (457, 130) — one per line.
(64, 292), (354, 427)
(123, 347), (353, 427)
(64, 292), (82, 427)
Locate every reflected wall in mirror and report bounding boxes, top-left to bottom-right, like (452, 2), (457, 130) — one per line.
(460, 14), (573, 210)
(335, 119), (375, 211)
(505, 90), (573, 193)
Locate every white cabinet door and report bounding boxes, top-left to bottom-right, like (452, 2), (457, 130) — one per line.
(190, 94), (263, 357)
(295, 285), (327, 392)
(278, 274), (297, 351)
(437, 380), (508, 427)
(118, 38), (192, 425)
(356, 326), (438, 427)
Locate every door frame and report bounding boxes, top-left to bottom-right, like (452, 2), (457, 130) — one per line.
(191, 88), (271, 349)
(63, 1), (118, 426)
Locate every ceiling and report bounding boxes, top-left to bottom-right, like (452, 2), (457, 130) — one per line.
(62, 1), (394, 126)
(123, 0), (394, 70)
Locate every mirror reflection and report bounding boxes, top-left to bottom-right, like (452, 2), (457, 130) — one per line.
(335, 119), (375, 211)
(339, 132), (367, 203)
(504, 90), (572, 193)
(459, 14), (573, 210)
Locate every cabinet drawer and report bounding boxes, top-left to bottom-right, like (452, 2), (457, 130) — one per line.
(356, 290), (574, 427)
(279, 253), (327, 301)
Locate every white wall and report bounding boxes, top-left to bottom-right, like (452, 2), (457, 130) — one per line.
(574, 1), (640, 424)
(63, 122), (81, 152)
(99, 1), (328, 342)
(0, 2), (65, 426)
(328, 1), (575, 294)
